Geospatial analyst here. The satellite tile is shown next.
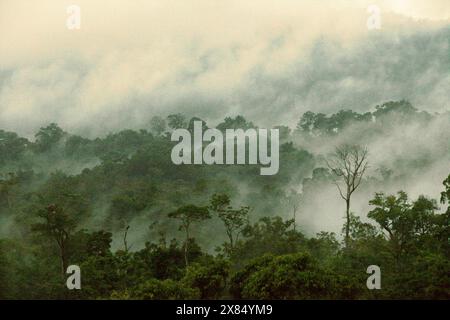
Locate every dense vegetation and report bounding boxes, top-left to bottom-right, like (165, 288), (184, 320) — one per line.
(0, 100), (448, 299)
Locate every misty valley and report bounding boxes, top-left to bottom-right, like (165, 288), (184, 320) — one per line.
(0, 100), (448, 300)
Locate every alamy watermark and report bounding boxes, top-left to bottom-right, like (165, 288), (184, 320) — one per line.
(366, 265), (381, 289)
(66, 5), (81, 30)
(66, 265), (81, 290)
(170, 121), (279, 175)
(367, 4), (381, 30)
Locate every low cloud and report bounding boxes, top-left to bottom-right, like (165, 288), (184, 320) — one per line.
(0, 0), (448, 138)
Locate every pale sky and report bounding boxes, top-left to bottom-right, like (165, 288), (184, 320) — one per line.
(0, 0), (449, 136)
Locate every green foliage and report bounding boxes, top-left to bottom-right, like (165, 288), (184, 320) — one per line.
(79, 254), (120, 299)
(210, 193), (249, 252)
(129, 278), (199, 300)
(168, 204), (211, 266)
(216, 116), (255, 132)
(167, 113), (187, 130)
(231, 217), (306, 267)
(0, 130), (28, 165)
(441, 174), (450, 213)
(168, 205), (211, 226)
(296, 100), (431, 136)
(149, 116), (167, 136)
(0, 104), (448, 300)
(0, 241), (9, 299)
(297, 110), (371, 136)
(183, 257), (230, 299)
(307, 231), (340, 264)
(33, 123), (66, 153)
(368, 192), (447, 257)
(230, 253), (345, 299)
(32, 204), (77, 274)
(133, 239), (201, 280)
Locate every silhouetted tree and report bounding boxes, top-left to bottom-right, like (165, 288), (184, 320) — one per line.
(168, 205), (210, 266)
(327, 144), (368, 246)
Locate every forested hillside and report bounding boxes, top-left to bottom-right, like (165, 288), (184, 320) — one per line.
(0, 100), (448, 299)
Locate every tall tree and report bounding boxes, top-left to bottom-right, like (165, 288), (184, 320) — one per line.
(32, 204), (76, 275)
(286, 189), (300, 231)
(149, 116), (167, 136)
(168, 205), (210, 266)
(327, 144), (368, 246)
(167, 114), (187, 130)
(33, 123), (66, 153)
(210, 194), (249, 251)
(441, 174), (450, 214)
(0, 172), (18, 210)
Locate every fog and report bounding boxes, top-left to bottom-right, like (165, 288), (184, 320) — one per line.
(1, 1), (449, 137)
(0, 0), (449, 248)
(292, 114), (450, 236)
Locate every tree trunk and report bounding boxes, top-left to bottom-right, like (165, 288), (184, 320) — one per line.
(226, 229), (234, 250)
(184, 226), (190, 267)
(293, 206), (297, 231)
(345, 198), (350, 247)
(123, 225), (130, 252)
(60, 243), (68, 276)
(6, 193), (11, 210)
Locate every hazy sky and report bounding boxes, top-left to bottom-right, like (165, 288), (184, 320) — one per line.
(0, 0), (449, 136)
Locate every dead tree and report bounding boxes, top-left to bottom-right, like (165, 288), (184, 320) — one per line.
(327, 144), (368, 246)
